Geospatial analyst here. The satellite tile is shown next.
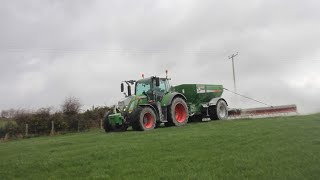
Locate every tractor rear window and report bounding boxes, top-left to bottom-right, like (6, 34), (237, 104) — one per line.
(159, 80), (166, 92)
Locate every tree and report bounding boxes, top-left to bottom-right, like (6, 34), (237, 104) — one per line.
(61, 96), (83, 131)
(1, 110), (9, 118)
(61, 96), (82, 115)
(1, 108), (17, 119)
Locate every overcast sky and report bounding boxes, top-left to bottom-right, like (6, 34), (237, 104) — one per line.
(0, 0), (319, 114)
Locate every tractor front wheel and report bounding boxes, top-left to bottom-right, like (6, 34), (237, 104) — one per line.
(103, 112), (128, 132)
(103, 112), (114, 132)
(132, 107), (156, 131)
(168, 97), (189, 126)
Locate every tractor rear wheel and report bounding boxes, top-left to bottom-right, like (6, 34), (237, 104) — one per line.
(167, 97), (189, 126)
(209, 100), (228, 120)
(132, 107), (156, 131)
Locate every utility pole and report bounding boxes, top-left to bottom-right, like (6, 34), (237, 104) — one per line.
(228, 52), (238, 92)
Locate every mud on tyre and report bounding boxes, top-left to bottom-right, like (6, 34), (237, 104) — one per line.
(132, 107), (156, 131)
(167, 97), (189, 126)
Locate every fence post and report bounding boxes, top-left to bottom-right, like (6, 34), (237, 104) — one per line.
(50, 120), (55, 136)
(100, 119), (103, 130)
(25, 124), (28, 137)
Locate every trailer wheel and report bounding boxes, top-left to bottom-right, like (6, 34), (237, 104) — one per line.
(132, 107), (156, 131)
(168, 97), (189, 126)
(209, 100), (228, 120)
(103, 112), (128, 132)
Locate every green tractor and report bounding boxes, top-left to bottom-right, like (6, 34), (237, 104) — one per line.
(103, 76), (228, 132)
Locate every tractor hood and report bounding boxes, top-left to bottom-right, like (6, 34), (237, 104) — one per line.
(117, 96), (133, 111)
(116, 95), (147, 113)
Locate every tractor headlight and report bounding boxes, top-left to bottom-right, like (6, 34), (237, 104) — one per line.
(118, 101), (126, 110)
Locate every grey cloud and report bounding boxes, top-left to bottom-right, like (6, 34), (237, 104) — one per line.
(0, 0), (319, 114)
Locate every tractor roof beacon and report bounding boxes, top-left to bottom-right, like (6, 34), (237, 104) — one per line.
(103, 75), (228, 132)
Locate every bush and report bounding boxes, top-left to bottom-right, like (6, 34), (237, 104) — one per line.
(1, 104), (113, 140)
(29, 108), (51, 135)
(0, 121), (20, 139)
(0, 126), (5, 138)
(14, 110), (33, 134)
(82, 106), (112, 128)
(51, 112), (68, 132)
(64, 114), (79, 131)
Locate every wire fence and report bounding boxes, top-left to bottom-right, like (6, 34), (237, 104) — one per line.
(0, 118), (105, 142)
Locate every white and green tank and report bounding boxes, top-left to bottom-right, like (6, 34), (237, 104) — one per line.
(174, 84), (224, 115)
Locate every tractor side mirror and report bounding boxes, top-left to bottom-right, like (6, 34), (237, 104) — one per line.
(121, 83), (124, 92)
(155, 77), (160, 87)
(127, 85), (132, 96)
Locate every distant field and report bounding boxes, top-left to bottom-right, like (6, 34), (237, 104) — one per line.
(0, 114), (319, 179)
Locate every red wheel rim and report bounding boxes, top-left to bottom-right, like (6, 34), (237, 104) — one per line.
(175, 103), (186, 123)
(143, 112), (154, 129)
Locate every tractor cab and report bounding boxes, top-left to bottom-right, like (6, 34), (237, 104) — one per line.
(121, 77), (170, 98)
(135, 77), (171, 101)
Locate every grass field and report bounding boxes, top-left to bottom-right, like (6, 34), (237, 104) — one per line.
(0, 114), (319, 179)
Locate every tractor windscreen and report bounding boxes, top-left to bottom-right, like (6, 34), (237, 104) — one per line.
(135, 80), (152, 96)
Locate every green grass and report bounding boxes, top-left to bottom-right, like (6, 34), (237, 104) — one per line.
(0, 114), (320, 180)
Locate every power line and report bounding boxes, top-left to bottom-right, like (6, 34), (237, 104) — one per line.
(0, 47), (224, 55)
(223, 88), (272, 107)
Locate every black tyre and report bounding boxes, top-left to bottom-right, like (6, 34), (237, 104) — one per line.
(164, 122), (174, 127)
(167, 97), (189, 126)
(209, 100), (228, 120)
(189, 115), (203, 123)
(103, 112), (114, 132)
(155, 122), (161, 128)
(132, 107), (156, 131)
(103, 112), (128, 132)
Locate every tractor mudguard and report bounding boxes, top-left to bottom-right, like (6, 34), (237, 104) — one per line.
(202, 97), (228, 108)
(161, 92), (187, 107)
